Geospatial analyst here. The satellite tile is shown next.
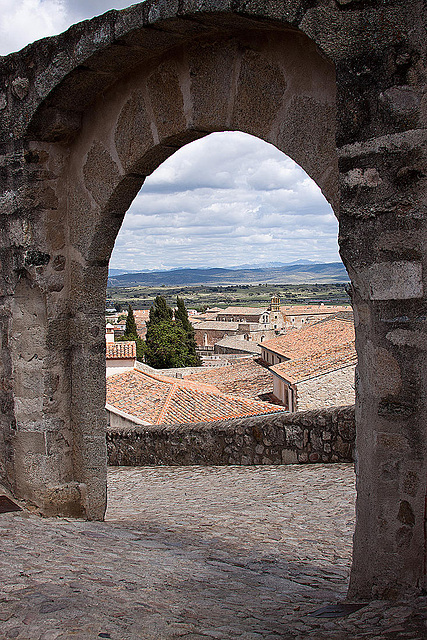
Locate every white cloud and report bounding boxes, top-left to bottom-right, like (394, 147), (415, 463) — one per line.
(111, 132), (339, 270)
(0, 0), (67, 55)
(0, 0), (131, 55)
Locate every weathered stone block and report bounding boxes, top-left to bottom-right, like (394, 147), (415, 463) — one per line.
(365, 261), (423, 300)
(232, 48), (286, 138)
(375, 432), (409, 454)
(379, 86), (421, 127)
(13, 430), (46, 456)
(147, 61), (186, 143)
(343, 168), (382, 188)
(386, 329), (427, 351)
(83, 140), (121, 207)
(115, 90), (154, 173)
(188, 40), (237, 131)
(281, 449), (298, 464)
(42, 482), (88, 518)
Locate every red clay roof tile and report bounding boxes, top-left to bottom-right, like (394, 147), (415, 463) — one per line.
(186, 359), (273, 400)
(281, 305), (351, 316)
(261, 316), (355, 360)
(106, 367), (284, 425)
(106, 341), (136, 359)
(270, 342), (357, 384)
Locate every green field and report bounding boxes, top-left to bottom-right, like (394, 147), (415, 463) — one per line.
(107, 283), (350, 312)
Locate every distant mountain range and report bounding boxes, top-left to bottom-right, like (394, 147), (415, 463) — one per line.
(107, 262), (349, 286)
(108, 259), (315, 276)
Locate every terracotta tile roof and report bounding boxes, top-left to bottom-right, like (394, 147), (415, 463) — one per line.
(195, 321), (240, 330)
(261, 316), (355, 360)
(106, 367), (284, 425)
(186, 358), (273, 401)
(106, 341), (136, 359)
(218, 306), (268, 316)
(214, 336), (262, 354)
(270, 342), (357, 384)
(281, 305), (351, 316)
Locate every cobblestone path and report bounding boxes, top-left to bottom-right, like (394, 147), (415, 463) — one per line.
(0, 464), (426, 639)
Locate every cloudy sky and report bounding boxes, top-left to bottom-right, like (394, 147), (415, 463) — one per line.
(1, 1), (340, 271)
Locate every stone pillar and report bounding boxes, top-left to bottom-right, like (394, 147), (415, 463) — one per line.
(333, 0), (426, 595)
(0, 142), (17, 497)
(0, 139), (88, 515)
(340, 131), (427, 597)
(0, 137), (107, 518)
(68, 264), (109, 521)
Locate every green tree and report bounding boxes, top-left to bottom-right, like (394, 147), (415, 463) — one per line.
(175, 296), (201, 367)
(144, 320), (189, 368)
(116, 304), (144, 361)
(125, 304), (138, 337)
(144, 295), (201, 368)
(147, 295), (173, 327)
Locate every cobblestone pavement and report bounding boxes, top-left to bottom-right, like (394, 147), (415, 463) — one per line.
(0, 464), (426, 639)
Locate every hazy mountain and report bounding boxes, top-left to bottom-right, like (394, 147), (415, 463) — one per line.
(107, 263), (349, 287)
(228, 259), (315, 269)
(109, 259), (317, 276)
(108, 268), (142, 276)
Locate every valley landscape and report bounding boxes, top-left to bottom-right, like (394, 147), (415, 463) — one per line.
(107, 262), (350, 310)
(107, 282), (350, 311)
(108, 261), (349, 287)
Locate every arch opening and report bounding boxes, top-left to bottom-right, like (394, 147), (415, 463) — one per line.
(108, 131), (340, 275)
(54, 25), (339, 523)
(104, 131), (353, 585)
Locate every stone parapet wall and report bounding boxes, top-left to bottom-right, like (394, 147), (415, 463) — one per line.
(107, 405), (355, 467)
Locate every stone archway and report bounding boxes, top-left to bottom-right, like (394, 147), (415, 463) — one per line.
(0, 1), (425, 600)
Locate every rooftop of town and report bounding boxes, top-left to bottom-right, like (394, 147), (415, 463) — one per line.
(217, 306), (268, 316)
(270, 342), (357, 384)
(260, 314), (355, 360)
(106, 341), (136, 359)
(185, 357), (273, 401)
(106, 368), (285, 426)
(281, 305), (351, 316)
(214, 336), (262, 354)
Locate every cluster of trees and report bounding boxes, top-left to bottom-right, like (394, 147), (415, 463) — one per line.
(115, 305), (145, 361)
(117, 296), (201, 369)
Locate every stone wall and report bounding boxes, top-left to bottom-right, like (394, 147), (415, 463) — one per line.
(214, 343), (261, 356)
(297, 365), (356, 411)
(194, 327), (240, 347)
(107, 405), (355, 467)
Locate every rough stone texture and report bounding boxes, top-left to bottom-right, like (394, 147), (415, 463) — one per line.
(114, 90), (154, 173)
(147, 59), (187, 143)
(296, 365), (356, 412)
(0, 0), (426, 600)
(232, 46), (286, 138)
(188, 39), (238, 131)
(107, 405), (355, 466)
